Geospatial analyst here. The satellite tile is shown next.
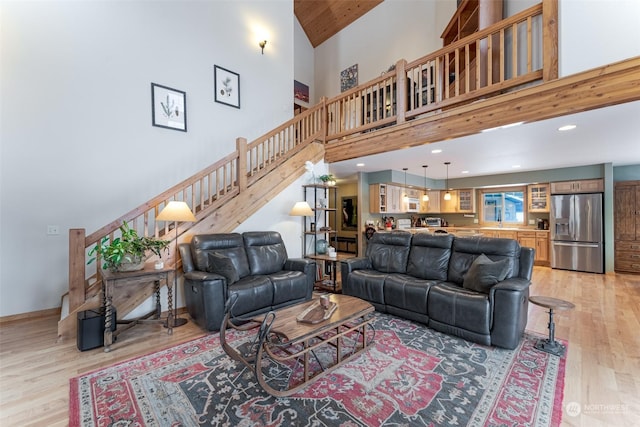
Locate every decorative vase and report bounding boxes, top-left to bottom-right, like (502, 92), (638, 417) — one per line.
(115, 254), (145, 272)
(316, 239), (328, 254)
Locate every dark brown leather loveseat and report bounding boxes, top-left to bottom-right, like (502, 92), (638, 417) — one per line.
(178, 231), (315, 331)
(341, 231), (534, 349)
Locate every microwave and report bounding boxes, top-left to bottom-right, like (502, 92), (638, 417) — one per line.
(425, 217), (443, 227)
(406, 197), (420, 212)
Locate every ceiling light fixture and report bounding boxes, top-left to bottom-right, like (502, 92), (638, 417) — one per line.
(403, 167), (409, 201)
(356, 163), (365, 167)
(259, 40), (267, 54)
(431, 149), (442, 154)
(558, 124), (577, 131)
(443, 162), (451, 201)
(422, 165), (429, 202)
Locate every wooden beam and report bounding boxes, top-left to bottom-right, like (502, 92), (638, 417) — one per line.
(325, 56), (640, 163)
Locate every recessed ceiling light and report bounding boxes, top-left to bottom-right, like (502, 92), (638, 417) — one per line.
(461, 170), (469, 174)
(512, 165), (521, 169)
(431, 149), (442, 154)
(558, 124), (577, 131)
(356, 163), (365, 167)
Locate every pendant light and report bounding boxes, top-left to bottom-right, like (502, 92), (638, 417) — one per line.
(402, 168), (409, 201)
(443, 162), (452, 201)
(422, 165), (429, 202)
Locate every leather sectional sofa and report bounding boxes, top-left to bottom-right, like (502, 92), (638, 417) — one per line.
(178, 231), (315, 331)
(341, 231), (534, 349)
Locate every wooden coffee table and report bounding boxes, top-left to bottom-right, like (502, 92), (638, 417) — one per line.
(220, 294), (375, 397)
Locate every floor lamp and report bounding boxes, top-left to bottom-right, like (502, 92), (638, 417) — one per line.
(289, 201), (314, 256)
(156, 201), (197, 328)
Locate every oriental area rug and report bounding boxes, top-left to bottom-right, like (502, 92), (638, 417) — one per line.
(69, 313), (566, 426)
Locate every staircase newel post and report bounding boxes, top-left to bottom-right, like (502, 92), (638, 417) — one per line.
(395, 59), (407, 124)
(320, 96), (328, 144)
(68, 228), (86, 312)
(542, 0), (559, 81)
(236, 137), (248, 193)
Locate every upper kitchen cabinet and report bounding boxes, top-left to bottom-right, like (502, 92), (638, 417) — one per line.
(528, 184), (550, 212)
(457, 189), (476, 213)
(550, 179), (604, 194)
(369, 183), (387, 213)
(440, 190), (458, 213)
(421, 190), (441, 213)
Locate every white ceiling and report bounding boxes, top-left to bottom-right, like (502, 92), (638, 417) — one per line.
(329, 100), (640, 181)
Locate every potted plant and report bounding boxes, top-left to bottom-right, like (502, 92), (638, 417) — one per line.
(318, 174), (336, 186)
(88, 222), (171, 272)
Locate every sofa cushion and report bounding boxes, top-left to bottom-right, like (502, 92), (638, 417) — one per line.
(207, 252), (240, 284)
(344, 270), (388, 305)
(227, 275), (274, 316)
(448, 237), (519, 284)
(463, 254), (510, 294)
(366, 231), (412, 273)
(384, 274), (436, 314)
(428, 283), (491, 335)
(268, 270), (309, 306)
(243, 231), (288, 275)
(406, 233), (453, 280)
(190, 233), (251, 278)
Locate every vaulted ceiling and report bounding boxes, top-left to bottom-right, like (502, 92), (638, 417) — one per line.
(294, 0), (384, 47)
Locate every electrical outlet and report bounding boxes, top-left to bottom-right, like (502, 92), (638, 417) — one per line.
(47, 225), (60, 235)
(473, 218), (479, 224)
(529, 219), (535, 225)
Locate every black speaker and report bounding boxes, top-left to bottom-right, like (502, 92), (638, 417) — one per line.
(77, 308), (117, 351)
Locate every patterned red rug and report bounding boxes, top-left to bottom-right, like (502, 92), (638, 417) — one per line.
(69, 313), (566, 426)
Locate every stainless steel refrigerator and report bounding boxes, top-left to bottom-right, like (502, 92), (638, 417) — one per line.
(550, 193), (603, 273)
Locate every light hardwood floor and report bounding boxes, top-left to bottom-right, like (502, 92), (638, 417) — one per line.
(0, 266), (638, 426)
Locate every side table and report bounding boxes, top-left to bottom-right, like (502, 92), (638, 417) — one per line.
(101, 262), (174, 352)
(307, 253), (354, 293)
(529, 295), (575, 357)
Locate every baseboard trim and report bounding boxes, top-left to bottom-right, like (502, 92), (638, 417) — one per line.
(0, 307), (61, 324)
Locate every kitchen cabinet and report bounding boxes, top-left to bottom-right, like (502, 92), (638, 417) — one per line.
(369, 184), (387, 214)
(551, 179), (604, 194)
(387, 185), (403, 213)
(303, 184), (337, 257)
(497, 230), (518, 240)
(528, 184), (550, 212)
(535, 231), (549, 263)
(614, 181), (640, 274)
(517, 231), (536, 252)
(440, 190), (458, 213)
(421, 190), (441, 213)
(457, 189), (476, 213)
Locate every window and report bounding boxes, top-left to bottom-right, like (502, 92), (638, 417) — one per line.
(480, 187), (525, 226)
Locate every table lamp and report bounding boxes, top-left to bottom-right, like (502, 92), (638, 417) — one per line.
(156, 200), (197, 327)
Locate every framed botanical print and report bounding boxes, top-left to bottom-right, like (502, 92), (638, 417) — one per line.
(214, 65), (240, 108)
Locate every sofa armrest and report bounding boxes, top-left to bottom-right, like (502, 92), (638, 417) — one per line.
(489, 277), (531, 349)
(341, 257), (372, 273)
(491, 277), (531, 293)
(284, 257), (314, 272)
(184, 270), (227, 283)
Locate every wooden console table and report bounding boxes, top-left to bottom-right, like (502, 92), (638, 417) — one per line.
(101, 263), (174, 352)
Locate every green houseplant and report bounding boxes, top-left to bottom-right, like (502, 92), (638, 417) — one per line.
(88, 222), (171, 272)
(318, 174), (336, 185)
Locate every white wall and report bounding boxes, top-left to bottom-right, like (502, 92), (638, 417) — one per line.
(294, 17), (314, 108)
(314, 0), (457, 101)
(0, 0), (294, 317)
(559, 0), (640, 76)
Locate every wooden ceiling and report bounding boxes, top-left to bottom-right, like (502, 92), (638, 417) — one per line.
(294, 0), (384, 47)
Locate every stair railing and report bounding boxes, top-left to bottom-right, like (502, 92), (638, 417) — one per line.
(67, 102), (325, 314)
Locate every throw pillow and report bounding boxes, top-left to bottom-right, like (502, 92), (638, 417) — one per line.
(207, 252), (240, 285)
(462, 253), (510, 294)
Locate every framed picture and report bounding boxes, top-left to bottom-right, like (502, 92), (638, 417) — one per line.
(151, 83), (187, 132)
(294, 80), (310, 103)
(214, 65), (240, 108)
(340, 64), (358, 92)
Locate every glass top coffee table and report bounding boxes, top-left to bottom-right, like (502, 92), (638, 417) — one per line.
(220, 294), (375, 397)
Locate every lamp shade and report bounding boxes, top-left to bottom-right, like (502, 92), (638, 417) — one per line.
(289, 201), (314, 216)
(156, 201), (197, 222)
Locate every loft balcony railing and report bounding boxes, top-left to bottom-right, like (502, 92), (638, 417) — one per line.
(63, 1), (556, 331)
(324, 3), (551, 141)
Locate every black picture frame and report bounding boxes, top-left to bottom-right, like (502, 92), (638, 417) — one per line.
(214, 65), (240, 109)
(151, 83), (187, 132)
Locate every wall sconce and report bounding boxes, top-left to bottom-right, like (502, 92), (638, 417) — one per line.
(259, 40), (267, 54)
